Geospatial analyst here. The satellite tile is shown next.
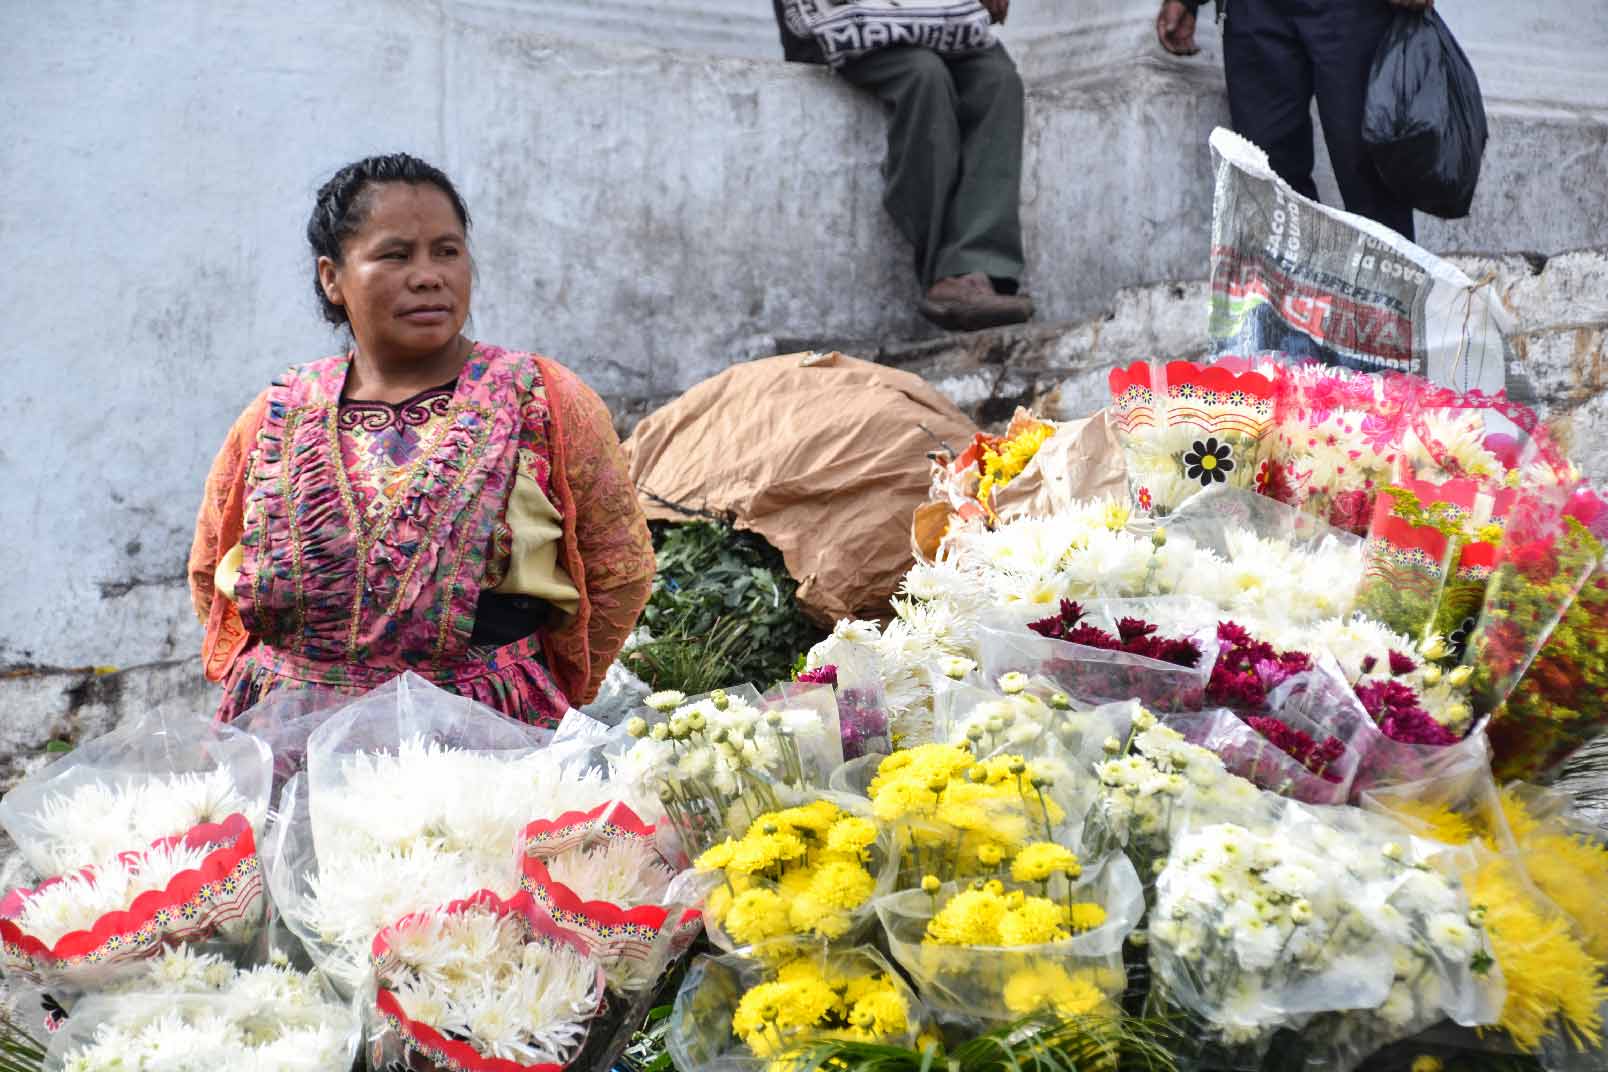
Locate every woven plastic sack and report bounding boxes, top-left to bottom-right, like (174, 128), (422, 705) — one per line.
(517, 799), (702, 992)
(1205, 127), (1510, 394)
(367, 888), (606, 1072)
(978, 597), (1221, 713)
(875, 850), (1142, 1025)
(667, 943), (926, 1071)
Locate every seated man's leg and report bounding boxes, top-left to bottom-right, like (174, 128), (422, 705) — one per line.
(838, 46), (962, 287)
(936, 43), (1027, 295)
(1298, 0), (1416, 240)
(1224, 0), (1320, 201)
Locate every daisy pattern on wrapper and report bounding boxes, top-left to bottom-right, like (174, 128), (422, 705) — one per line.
(378, 900), (603, 1067)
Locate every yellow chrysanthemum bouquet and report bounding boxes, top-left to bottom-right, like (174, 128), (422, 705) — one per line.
(930, 675), (1141, 829)
(666, 943), (929, 1070)
(1363, 771), (1608, 1060)
(874, 846), (1142, 1025)
(693, 796), (897, 953)
(827, 735), (1144, 1024)
(838, 742), (1075, 888)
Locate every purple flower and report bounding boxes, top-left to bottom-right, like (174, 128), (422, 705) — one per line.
(1387, 650), (1418, 677)
(797, 664), (838, 686)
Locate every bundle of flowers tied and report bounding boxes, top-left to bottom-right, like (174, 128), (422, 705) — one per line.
(0, 710), (273, 995)
(766, 359), (1608, 1067)
(0, 674), (716, 1072)
(1101, 355), (1608, 783)
(8, 356), (1608, 1072)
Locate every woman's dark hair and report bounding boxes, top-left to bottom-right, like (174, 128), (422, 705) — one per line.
(307, 153), (472, 326)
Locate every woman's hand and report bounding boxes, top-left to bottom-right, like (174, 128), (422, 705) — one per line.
(1156, 0), (1199, 55)
(981, 0), (1009, 24)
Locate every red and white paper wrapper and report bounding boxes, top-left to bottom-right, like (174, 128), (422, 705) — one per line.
(370, 888), (606, 1072)
(0, 812), (263, 989)
(518, 802), (701, 993)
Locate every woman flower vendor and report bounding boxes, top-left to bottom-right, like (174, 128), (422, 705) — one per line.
(187, 154), (654, 725)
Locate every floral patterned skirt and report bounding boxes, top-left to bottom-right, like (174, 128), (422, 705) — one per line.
(214, 632), (571, 727)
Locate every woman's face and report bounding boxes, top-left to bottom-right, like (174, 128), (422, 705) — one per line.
(318, 182), (472, 363)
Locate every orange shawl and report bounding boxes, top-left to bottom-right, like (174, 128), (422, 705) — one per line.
(186, 356), (655, 707)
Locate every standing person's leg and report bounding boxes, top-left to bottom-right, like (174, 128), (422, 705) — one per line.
(1223, 0), (1320, 202)
(933, 44), (1027, 292)
(1296, 0), (1415, 240)
(838, 47), (962, 288)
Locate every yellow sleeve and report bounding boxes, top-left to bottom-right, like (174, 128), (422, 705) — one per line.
(214, 543), (244, 603)
(494, 465), (582, 615)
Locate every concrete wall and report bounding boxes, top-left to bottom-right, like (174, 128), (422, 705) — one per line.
(2, 0), (1606, 688)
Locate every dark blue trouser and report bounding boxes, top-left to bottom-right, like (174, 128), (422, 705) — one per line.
(1224, 0), (1416, 241)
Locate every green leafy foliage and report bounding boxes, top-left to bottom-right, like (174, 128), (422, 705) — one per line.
(0, 1013), (44, 1072)
(617, 1005), (675, 1072)
(627, 522), (824, 695)
(787, 1012), (1183, 1072)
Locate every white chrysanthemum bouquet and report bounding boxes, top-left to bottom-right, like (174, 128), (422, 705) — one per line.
(1147, 801), (1500, 1064)
(1149, 818), (1383, 1055)
(264, 674), (614, 991)
(0, 711), (271, 989)
(369, 890), (605, 1071)
(1292, 813), (1502, 1072)
(518, 800), (702, 993)
(45, 946), (357, 1071)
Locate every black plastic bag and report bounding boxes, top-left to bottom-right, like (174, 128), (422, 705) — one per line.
(1363, 9), (1488, 220)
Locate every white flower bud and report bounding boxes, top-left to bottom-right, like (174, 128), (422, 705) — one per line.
(997, 672), (1029, 695)
(1419, 635), (1449, 661)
